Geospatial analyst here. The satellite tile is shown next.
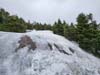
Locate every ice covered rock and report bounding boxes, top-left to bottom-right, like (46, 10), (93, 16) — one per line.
(0, 30), (100, 75)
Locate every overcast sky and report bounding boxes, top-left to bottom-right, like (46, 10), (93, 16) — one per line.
(0, 0), (100, 24)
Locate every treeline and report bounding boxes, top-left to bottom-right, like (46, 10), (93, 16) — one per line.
(0, 8), (100, 58)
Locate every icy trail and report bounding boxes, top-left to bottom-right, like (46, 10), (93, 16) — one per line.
(0, 30), (100, 75)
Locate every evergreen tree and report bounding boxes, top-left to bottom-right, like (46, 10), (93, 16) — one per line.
(63, 21), (68, 38)
(76, 13), (100, 57)
(68, 23), (76, 41)
(52, 19), (64, 36)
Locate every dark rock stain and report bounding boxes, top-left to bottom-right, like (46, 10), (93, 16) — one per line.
(15, 35), (36, 52)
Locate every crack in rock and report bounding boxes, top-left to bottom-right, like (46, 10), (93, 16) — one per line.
(54, 44), (71, 55)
